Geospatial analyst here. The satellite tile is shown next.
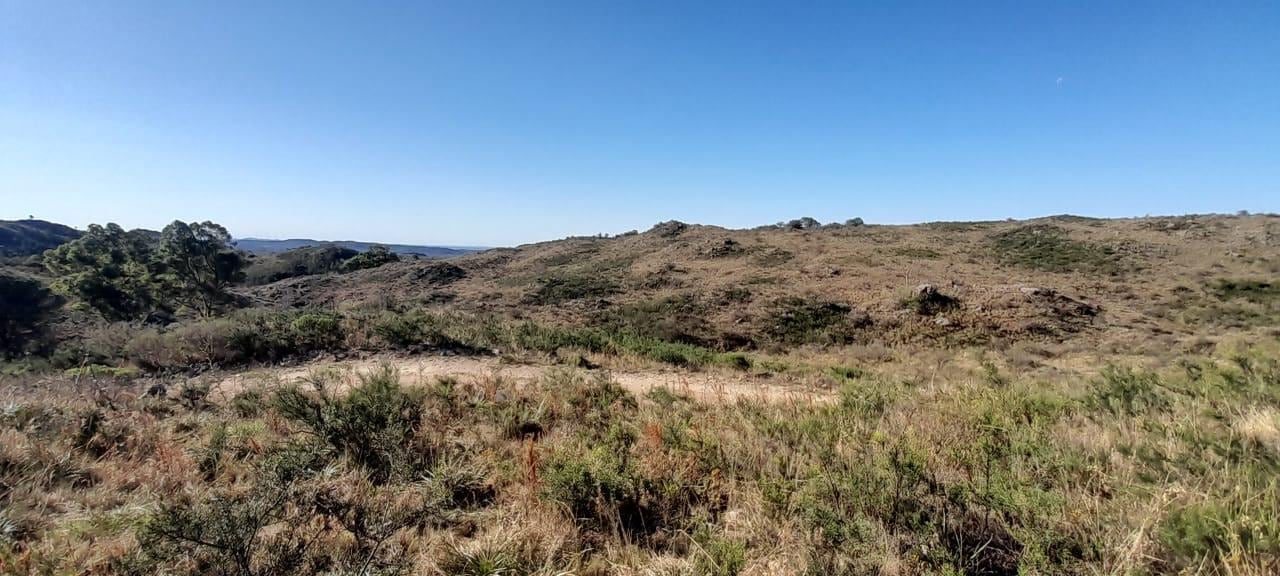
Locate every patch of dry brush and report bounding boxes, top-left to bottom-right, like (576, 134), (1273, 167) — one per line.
(3, 340), (1279, 575)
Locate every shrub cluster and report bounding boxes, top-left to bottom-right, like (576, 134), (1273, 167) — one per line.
(242, 245), (359, 285)
(121, 310), (345, 370)
(989, 224), (1121, 275)
(765, 296), (866, 345)
(341, 245), (400, 272)
(39, 307), (773, 374)
(525, 273), (619, 305)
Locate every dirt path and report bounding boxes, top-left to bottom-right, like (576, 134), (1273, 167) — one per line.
(217, 355), (835, 404)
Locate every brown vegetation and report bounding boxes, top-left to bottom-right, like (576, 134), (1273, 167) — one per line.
(246, 213), (1280, 351)
(3, 212), (1280, 574)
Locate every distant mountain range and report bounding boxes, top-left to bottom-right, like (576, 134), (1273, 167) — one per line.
(233, 238), (483, 258)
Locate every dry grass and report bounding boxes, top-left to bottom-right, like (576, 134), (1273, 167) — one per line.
(4, 213), (1280, 574)
(2, 340), (1278, 575)
(247, 214), (1280, 352)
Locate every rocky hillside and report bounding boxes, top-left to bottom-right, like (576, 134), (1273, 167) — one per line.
(247, 214), (1280, 353)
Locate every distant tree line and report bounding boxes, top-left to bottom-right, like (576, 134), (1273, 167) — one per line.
(759, 217), (865, 231)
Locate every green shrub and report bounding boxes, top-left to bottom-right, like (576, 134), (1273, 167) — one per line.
(541, 445), (641, 530)
(829, 365), (865, 380)
(765, 297), (862, 345)
(989, 225), (1121, 274)
(197, 423), (229, 480)
(271, 368), (428, 483)
(178, 380), (212, 410)
(1212, 279), (1280, 303)
(139, 481), (294, 576)
(592, 295), (712, 346)
(290, 312), (344, 351)
(899, 285), (959, 316)
(438, 541), (526, 576)
(525, 273), (619, 305)
(231, 388), (267, 418)
(341, 245), (399, 272)
(612, 334), (718, 367)
(1089, 367), (1168, 416)
(61, 364), (140, 379)
(564, 371), (636, 429)
(120, 311), (348, 371)
(718, 353), (752, 370)
(510, 322), (610, 354)
(1157, 481), (1280, 570)
(372, 310), (469, 350)
(227, 312), (302, 362)
(694, 534), (747, 576)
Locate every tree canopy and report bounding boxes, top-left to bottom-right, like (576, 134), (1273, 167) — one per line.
(42, 220), (248, 321)
(157, 221), (247, 317)
(43, 223), (159, 321)
(342, 244), (399, 272)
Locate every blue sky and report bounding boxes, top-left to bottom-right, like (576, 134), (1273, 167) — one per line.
(2, 1), (1277, 246)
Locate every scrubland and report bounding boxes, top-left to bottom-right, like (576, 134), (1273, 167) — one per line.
(2, 214), (1279, 575)
(4, 335), (1280, 574)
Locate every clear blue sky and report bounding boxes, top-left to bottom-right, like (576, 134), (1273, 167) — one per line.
(2, 1), (1277, 246)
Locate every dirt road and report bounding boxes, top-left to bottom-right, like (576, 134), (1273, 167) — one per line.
(217, 354), (835, 404)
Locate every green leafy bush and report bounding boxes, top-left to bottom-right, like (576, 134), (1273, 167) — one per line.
(290, 312), (344, 351)
(693, 532), (747, 576)
(1158, 482), (1280, 571)
(1211, 279), (1280, 303)
(989, 225), (1120, 274)
(525, 273), (619, 305)
(372, 310), (469, 350)
(62, 364), (140, 379)
(765, 297), (863, 345)
(1089, 367), (1168, 416)
(271, 368), (428, 483)
(592, 295), (712, 346)
(341, 245), (399, 272)
(43, 223), (160, 321)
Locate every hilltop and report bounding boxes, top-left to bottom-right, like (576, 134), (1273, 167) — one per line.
(0, 218), (80, 256)
(4, 212), (1280, 575)
(233, 237), (480, 258)
(247, 213), (1280, 355)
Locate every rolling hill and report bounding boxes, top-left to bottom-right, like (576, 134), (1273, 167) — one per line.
(232, 237), (481, 258)
(0, 219), (81, 257)
(247, 213), (1280, 354)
